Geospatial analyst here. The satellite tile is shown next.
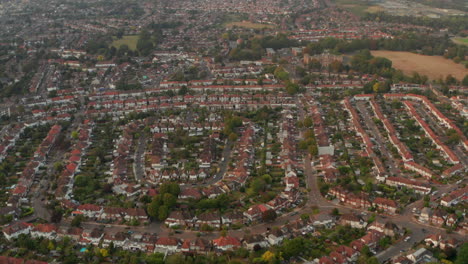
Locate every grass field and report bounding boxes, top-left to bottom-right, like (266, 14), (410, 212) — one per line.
(452, 37), (468, 46)
(371, 51), (467, 80)
(111, 35), (139, 50)
(225, 21), (275, 29)
(334, 0), (381, 16)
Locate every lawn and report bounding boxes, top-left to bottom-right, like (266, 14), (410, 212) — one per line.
(225, 21), (275, 30)
(111, 35), (139, 50)
(452, 37), (468, 46)
(371, 51), (467, 80)
(334, 0), (381, 16)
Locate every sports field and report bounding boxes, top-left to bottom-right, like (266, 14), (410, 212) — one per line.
(371, 51), (467, 80)
(111, 35), (139, 50)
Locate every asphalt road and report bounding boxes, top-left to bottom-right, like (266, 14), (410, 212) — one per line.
(198, 140), (232, 187)
(23, 94), (465, 264)
(413, 102), (468, 166)
(355, 101), (400, 176)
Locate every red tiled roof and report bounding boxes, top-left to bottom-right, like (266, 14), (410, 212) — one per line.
(77, 203), (101, 211)
(212, 236), (241, 247)
(156, 237), (178, 246)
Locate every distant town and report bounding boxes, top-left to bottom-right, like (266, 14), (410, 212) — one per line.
(0, 0), (466, 263)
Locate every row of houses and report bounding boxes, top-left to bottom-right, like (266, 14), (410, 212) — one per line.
(403, 101), (460, 164)
(71, 204), (149, 224)
(385, 177), (431, 195)
(221, 124), (255, 189)
(307, 97), (341, 183)
(449, 95), (468, 118)
(7, 125), (61, 207)
(291, 27), (391, 42)
(319, 219), (401, 264)
(390, 83), (428, 92)
(209, 65), (263, 78)
(87, 88), (294, 103)
(244, 113), (301, 222)
(159, 78), (276, 88)
(0, 123), (26, 163)
(61, 60), (116, 69)
(424, 234), (459, 251)
(440, 186), (468, 207)
(328, 186), (398, 214)
(50, 48), (87, 59)
(368, 96), (441, 180)
(2, 217), (313, 254)
(383, 93), (468, 152)
(164, 210), (243, 229)
(147, 141), (216, 184)
(368, 97), (414, 163)
(402, 100), (466, 178)
(89, 87), (287, 108)
(419, 207), (459, 227)
(84, 99), (296, 118)
(55, 120), (94, 200)
(148, 121), (225, 135)
(343, 96), (386, 179)
(110, 122), (137, 185)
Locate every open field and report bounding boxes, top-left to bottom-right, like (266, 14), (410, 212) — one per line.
(365, 6), (385, 13)
(225, 21), (275, 29)
(334, 0), (384, 16)
(334, 0), (466, 17)
(111, 35), (139, 50)
(452, 37), (468, 46)
(371, 51), (467, 80)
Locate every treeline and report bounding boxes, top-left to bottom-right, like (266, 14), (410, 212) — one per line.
(86, 25), (163, 59)
(304, 34), (467, 66)
(364, 12), (468, 34)
(86, 35), (113, 55)
(229, 34), (299, 61)
(1, 73), (31, 97)
(301, 48), (453, 87)
(136, 28), (161, 57)
(410, 0), (468, 12)
(350, 50), (393, 77)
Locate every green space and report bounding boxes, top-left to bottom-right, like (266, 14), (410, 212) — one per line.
(225, 21), (275, 30)
(334, 0), (381, 16)
(111, 35), (139, 51)
(452, 37), (468, 46)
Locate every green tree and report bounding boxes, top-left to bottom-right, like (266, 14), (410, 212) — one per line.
(286, 82), (299, 95)
(145, 253), (165, 264)
(71, 215), (84, 227)
(462, 75), (468, 86)
(331, 208), (340, 216)
(158, 205), (169, 221)
(455, 243), (468, 264)
(137, 29), (154, 56)
(228, 132), (238, 141)
(303, 117), (313, 128)
(147, 196), (161, 219)
(178, 86), (188, 95)
(71, 130), (79, 139)
(250, 177), (266, 194)
(165, 254), (185, 264)
(163, 193), (177, 208)
(279, 237), (313, 260)
(262, 209), (277, 222)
